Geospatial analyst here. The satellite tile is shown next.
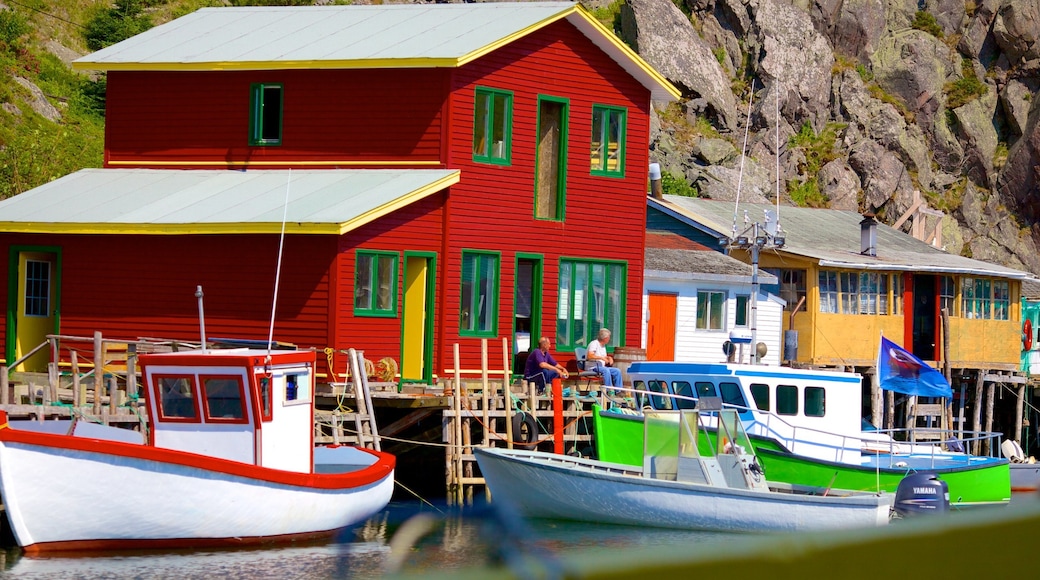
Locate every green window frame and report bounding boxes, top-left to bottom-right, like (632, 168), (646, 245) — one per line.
(556, 258), (626, 350)
(590, 105), (626, 177)
(249, 83), (283, 146)
(696, 290), (725, 330)
(460, 250), (500, 337)
(472, 87), (512, 165)
(354, 250), (399, 317)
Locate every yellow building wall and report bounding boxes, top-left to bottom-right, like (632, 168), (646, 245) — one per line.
(747, 251), (1021, 369)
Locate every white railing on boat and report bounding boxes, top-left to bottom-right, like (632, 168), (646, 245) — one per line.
(599, 386), (1004, 469)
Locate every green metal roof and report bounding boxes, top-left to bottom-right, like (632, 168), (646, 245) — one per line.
(72, 2), (679, 102)
(0, 168), (459, 235)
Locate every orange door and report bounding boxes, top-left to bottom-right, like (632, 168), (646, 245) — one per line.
(647, 292), (677, 361)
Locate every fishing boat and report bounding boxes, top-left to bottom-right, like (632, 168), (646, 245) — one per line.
(0, 347), (395, 554)
(593, 361), (1010, 508)
(477, 401), (893, 532)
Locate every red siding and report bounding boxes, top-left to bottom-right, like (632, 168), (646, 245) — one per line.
(105, 69), (450, 168)
(330, 192), (446, 378)
(0, 233), (336, 354)
(437, 20), (651, 372)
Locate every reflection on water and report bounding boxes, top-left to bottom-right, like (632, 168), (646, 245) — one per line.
(0, 501), (736, 579)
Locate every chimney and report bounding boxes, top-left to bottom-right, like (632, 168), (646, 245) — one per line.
(649, 163), (663, 200)
(860, 214), (877, 257)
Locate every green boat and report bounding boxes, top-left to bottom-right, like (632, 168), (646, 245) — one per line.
(593, 361), (1010, 508)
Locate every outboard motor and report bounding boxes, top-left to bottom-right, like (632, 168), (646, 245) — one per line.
(894, 472), (950, 517)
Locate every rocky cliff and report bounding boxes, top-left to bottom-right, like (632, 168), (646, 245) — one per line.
(611, 0), (1040, 274)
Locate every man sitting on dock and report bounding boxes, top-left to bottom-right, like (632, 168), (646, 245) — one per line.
(524, 337), (569, 394)
(587, 329), (623, 394)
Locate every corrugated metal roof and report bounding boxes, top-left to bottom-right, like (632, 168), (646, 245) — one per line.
(0, 168), (459, 235)
(653, 196), (1030, 280)
(72, 2), (678, 102)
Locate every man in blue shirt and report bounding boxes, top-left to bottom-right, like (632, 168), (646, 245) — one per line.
(524, 336), (569, 393)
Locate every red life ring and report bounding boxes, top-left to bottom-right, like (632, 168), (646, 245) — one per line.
(1024, 319), (1033, 351)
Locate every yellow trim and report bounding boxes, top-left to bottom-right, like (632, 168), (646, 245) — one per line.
(566, 7), (681, 100)
(336, 171), (459, 235)
(72, 5), (679, 100)
(72, 58), (461, 72)
(105, 159), (443, 167)
(0, 171), (460, 236)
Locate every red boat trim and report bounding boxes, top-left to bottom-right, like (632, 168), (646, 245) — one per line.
(21, 528), (341, 555)
(0, 412), (394, 489)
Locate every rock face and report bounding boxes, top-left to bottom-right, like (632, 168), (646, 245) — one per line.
(627, 0), (1040, 275)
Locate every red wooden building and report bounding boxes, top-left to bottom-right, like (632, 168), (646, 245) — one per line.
(0, 3), (678, 383)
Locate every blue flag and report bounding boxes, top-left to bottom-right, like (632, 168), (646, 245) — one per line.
(877, 336), (952, 398)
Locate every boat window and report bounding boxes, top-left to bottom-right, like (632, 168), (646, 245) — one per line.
(695, 382), (716, 398)
(750, 383), (770, 411)
(672, 381), (696, 409)
(259, 376), (273, 420)
(805, 386), (825, 417)
(157, 375), (198, 420)
(202, 375), (246, 421)
(285, 372), (311, 403)
(633, 380), (647, 408)
(777, 385), (798, 415)
(648, 380), (672, 410)
(719, 382), (747, 409)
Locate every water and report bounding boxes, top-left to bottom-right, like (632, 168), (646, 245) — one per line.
(0, 500), (737, 579)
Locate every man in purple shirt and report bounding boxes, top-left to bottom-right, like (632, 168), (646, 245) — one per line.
(523, 336), (569, 393)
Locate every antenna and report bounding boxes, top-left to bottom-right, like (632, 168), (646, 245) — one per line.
(267, 169), (292, 362)
(195, 285), (207, 354)
(732, 81), (756, 239)
(775, 82), (781, 231)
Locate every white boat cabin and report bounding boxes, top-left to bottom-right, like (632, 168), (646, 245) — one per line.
(139, 348), (316, 474)
(627, 361), (867, 463)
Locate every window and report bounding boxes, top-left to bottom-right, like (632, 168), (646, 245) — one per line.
(805, 386), (825, 417)
(993, 280), (1009, 320)
(202, 376), (245, 421)
(939, 276), (955, 315)
(696, 290), (725, 330)
(535, 96), (569, 221)
(285, 372), (311, 403)
(460, 251), (500, 337)
(157, 375), (197, 420)
(672, 381), (697, 409)
(473, 87), (512, 164)
(819, 270), (890, 314)
(590, 105), (626, 176)
(735, 295), (749, 327)
(647, 379), (671, 410)
(258, 376), (272, 420)
(777, 385), (798, 416)
(249, 83), (283, 146)
(750, 383), (770, 411)
(719, 382), (747, 409)
(355, 251), (398, 317)
(23, 259), (50, 317)
(557, 258), (625, 349)
(779, 269), (806, 312)
(892, 273), (904, 315)
(962, 277), (998, 320)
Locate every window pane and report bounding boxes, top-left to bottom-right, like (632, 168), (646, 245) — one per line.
(710, 292), (724, 329)
(750, 383), (770, 411)
(260, 86), (281, 142)
(777, 385), (798, 415)
(159, 376), (195, 419)
(719, 382), (746, 408)
(460, 252), (498, 336)
(355, 254), (372, 309)
(473, 92), (489, 156)
(606, 110), (622, 172)
(492, 93), (509, 159)
(805, 386), (825, 417)
(557, 263), (572, 345)
(477, 255), (495, 332)
(574, 263), (588, 345)
(673, 381), (696, 409)
(591, 108), (604, 171)
(695, 381), (717, 398)
(558, 259), (626, 349)
(24, 260), (50, 317)
(376, 255), (395, 310)
(736, 295), (749, 326)
(204, 377), (244, 419)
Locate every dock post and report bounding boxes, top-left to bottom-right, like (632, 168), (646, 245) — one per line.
(984, 380), (995, 456)
(972, 371), (984, 455)
(553, 377), (563, 455)
(92, 331), (103, 416)
(0, 366), (7, 405)
(481, 339), (490, 448)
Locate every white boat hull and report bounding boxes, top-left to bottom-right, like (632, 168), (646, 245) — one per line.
(475, 448), (891, 532)
(0, 429), (394, 553)
(1010, 463), (1040, 493)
